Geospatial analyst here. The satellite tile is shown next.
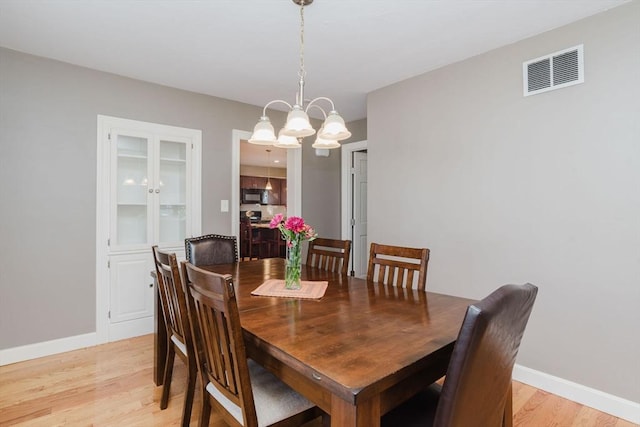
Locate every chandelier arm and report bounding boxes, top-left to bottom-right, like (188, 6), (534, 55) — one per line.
(262, 99), (293, 116)
(304, 97), (336, 114)
(305, 104), (327, 119)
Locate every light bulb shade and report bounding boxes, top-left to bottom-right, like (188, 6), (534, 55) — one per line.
(281, 105), (316, 137)
(312, 133), (341, 149)
(265, 180), (273, 190)
(274, 130), (301, 149)
(318, 111), (351, 141)
(248, 116), (277, 145)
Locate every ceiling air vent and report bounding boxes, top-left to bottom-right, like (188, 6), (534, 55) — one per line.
(523, 44), (584, 96)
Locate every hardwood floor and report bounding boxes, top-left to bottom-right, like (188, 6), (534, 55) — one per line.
(0, 335), (635, 426)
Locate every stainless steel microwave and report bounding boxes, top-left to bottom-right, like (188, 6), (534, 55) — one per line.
(241, 188), (269, 205)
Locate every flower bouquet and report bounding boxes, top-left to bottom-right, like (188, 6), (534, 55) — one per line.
(269, 214), (317, 289)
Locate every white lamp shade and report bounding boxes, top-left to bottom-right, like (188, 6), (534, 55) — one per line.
(274, 130), (301, 149)
(281, 105), (316, 137)
(312, 134), (341, 149)
(248, 116), (277, 145)
(318, 111), (351, 141)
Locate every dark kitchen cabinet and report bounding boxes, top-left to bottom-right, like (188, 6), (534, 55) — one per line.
(267, 178), (280, 205)
(240, 175), (287, 206)
(240, 175), (267, 190)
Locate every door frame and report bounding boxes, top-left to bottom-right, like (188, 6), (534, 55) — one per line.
(341, 140), (368, 275)
(231, 130), (302, 253)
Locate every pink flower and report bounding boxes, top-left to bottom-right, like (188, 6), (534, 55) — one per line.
(284, 216), (306, 233)
(269, 213), (284, 229)
(304, 225), (316, 239)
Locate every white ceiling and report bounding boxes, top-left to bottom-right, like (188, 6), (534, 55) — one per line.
(0, 0), (628, 123)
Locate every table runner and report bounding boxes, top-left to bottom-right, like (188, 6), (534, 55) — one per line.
(251, 279), (328, 299)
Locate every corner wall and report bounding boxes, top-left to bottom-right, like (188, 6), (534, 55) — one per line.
(367, 2), (639, 403)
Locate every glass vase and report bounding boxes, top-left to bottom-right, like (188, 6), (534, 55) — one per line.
(285, 241), (302, 290)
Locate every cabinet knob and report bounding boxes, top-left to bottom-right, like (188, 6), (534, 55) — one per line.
(155, 189), (160, 193)
(148, 189), (153, 193)
(149, 283), (153, 288)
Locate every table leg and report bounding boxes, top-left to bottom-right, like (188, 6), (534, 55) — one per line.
(331, 395), (380, 427)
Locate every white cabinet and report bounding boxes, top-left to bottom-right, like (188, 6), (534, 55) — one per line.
(97, 116), (201, 342)
(110, 131), (193, 251)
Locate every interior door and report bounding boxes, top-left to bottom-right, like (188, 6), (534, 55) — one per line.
(352, 151), (368, 277)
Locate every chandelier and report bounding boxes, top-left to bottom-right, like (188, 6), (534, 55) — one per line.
(248, 0), (351, 149)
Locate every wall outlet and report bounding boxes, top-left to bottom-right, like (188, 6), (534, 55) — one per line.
(221, 199), (229, 212)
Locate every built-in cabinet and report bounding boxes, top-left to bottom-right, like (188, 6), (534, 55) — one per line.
(240, 175), (286, 206)
(97, 116), (201, 342)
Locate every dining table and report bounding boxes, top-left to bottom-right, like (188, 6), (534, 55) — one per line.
(153, 258), (477, 427)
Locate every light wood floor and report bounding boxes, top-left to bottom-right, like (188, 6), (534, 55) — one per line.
(0, 335), (635, 426)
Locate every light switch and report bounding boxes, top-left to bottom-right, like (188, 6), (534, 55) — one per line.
(220, 199), (229, 212)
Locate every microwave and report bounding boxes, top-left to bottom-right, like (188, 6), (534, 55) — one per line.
(241, 188), (269, 205)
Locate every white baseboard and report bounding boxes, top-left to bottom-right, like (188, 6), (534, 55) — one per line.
(0, 332), (98, 366)
(513, 364), (640, 424)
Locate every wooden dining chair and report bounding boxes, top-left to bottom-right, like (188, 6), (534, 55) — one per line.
(185, 234), (238, 266)
(152, 246), (197, 427)
(306, 237), (352, 275)
(181, 261), (321, 427)
(382, 283), (538, 427)
(240, 220), (269, 260)
(367, 243), (430, 290)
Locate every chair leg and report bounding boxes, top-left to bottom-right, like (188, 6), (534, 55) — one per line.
(200, 392), (211, 427)
(321, 412), (331, 427)
(181, 363), (197, 427)
(503, 382), (513, 427)
(160, 346), (176, 409)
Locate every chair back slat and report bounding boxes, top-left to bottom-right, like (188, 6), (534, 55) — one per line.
(306, 238), (352, 275)
(182, 261), (258, 425)
(367, 243), (430, 290)
(153, 247), (190, 345)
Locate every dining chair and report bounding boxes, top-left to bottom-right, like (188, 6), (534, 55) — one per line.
(181, 261), (321, 427)
(306, 237), (352, 275)
(267, 227), (286, 258)
(185, 234), (238, 266)
(152, 246), (197, 427)
(240, 220), (269, 260)
(367, 243), (430, 290)
(381, 283), (538, 427)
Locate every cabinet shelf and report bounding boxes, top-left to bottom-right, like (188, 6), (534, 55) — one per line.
(118, 202), (147, 206)
(118, 153), (147, 160)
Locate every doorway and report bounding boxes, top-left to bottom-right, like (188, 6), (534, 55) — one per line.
(341, 140), (368, 277)
(231, 130), (302, 253)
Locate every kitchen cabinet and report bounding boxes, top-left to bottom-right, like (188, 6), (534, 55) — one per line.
(240, 175), (286, 206)
(267, 178), (280, 205)
(240, 175), (267, 190)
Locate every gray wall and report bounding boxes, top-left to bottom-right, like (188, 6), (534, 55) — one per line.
(301, 118), (367, 239)
(368, 2), (639, 401)
(0, 47), (289, 349)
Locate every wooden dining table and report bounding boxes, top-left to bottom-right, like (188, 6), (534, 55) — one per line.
(153, 258), (476, 427)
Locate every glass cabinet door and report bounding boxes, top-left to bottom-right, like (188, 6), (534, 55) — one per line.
(157, 139), (189, 245)
(112, 133), (152, 249)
